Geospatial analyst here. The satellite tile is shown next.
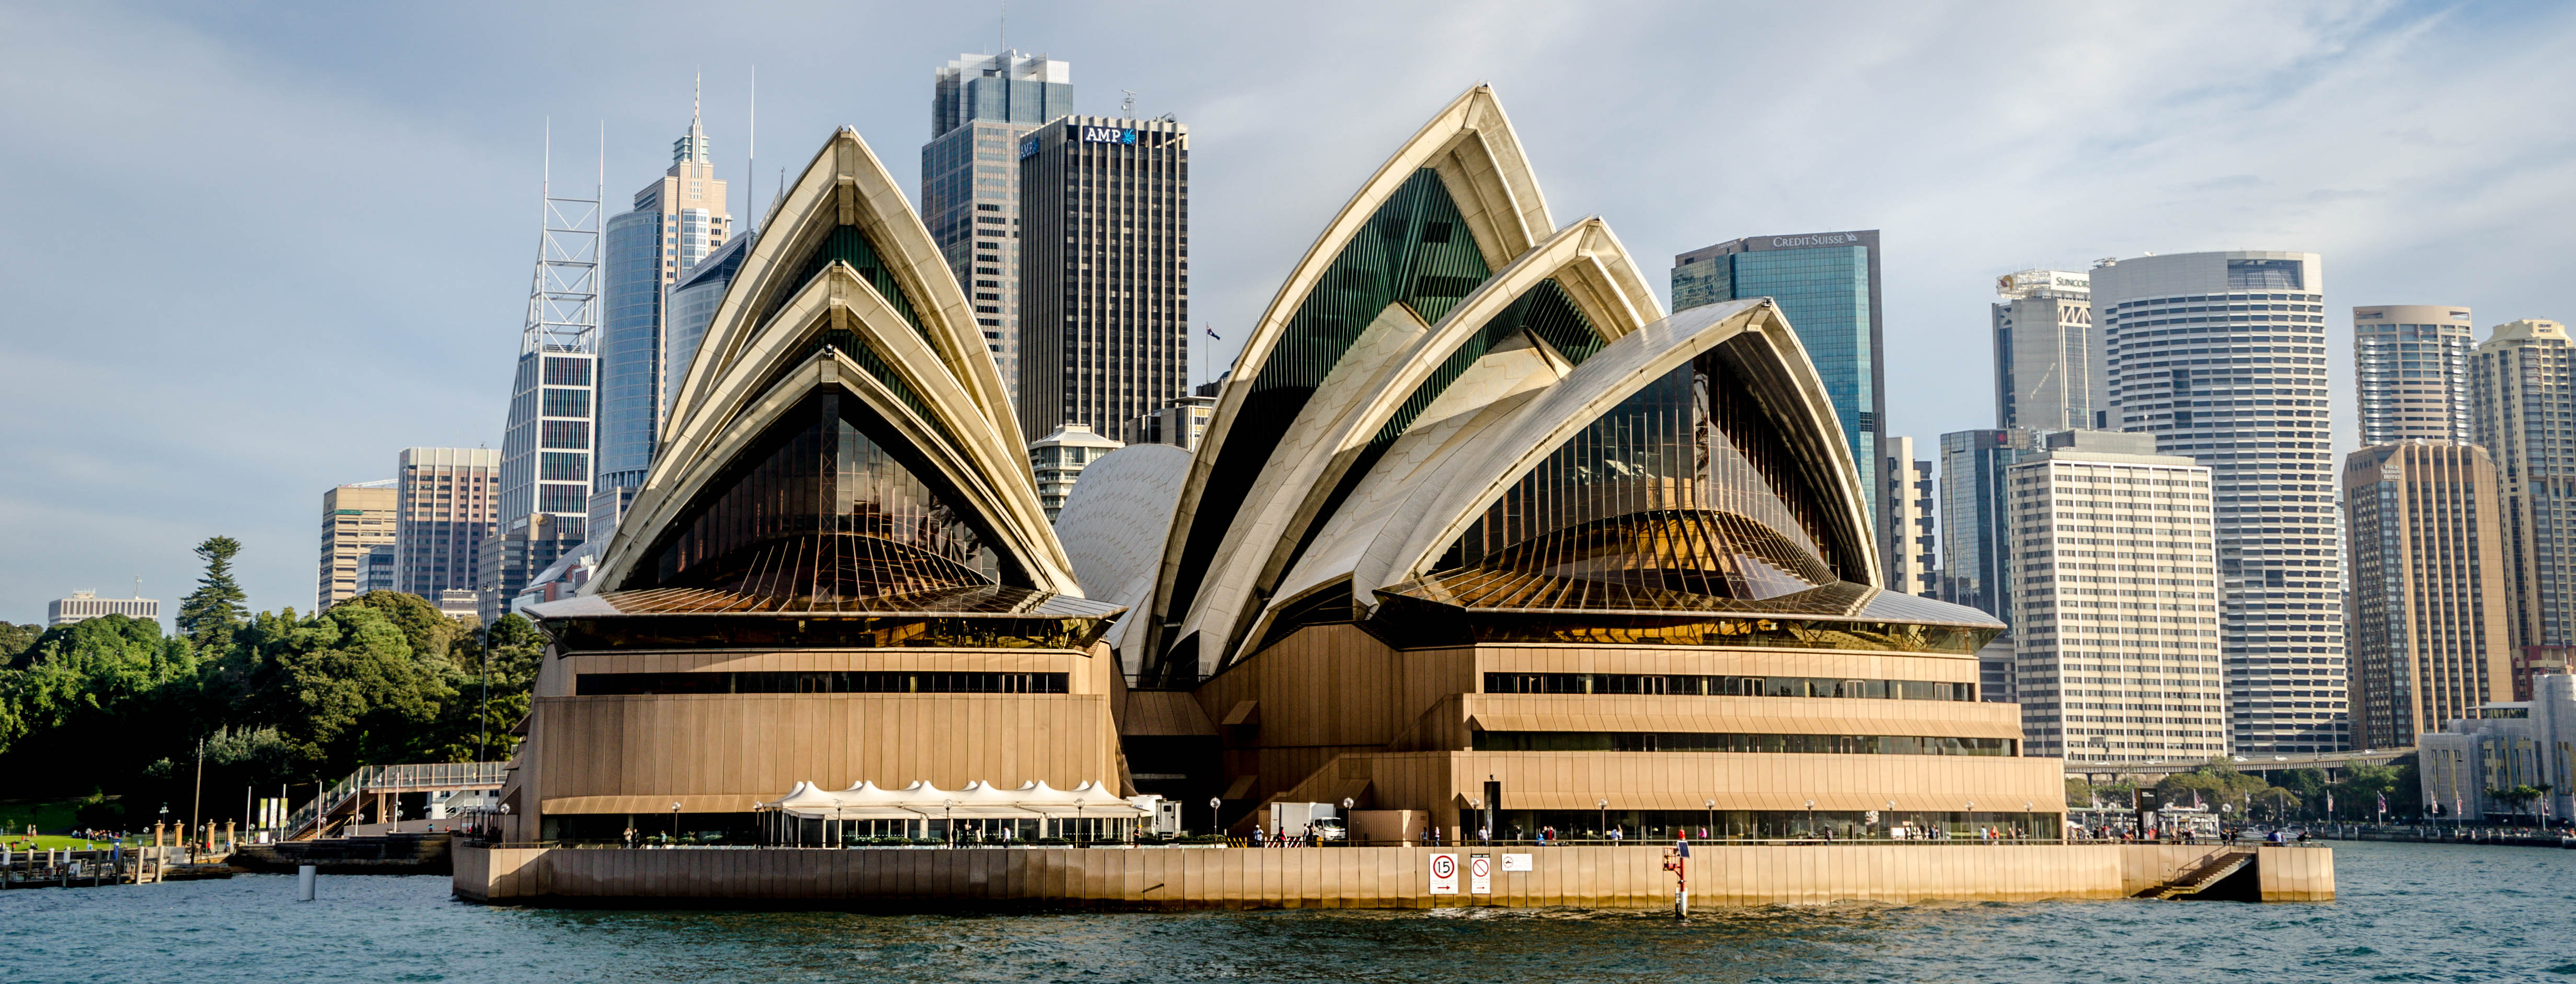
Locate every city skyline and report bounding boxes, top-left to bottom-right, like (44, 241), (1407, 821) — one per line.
(5, 3), (2574, 625)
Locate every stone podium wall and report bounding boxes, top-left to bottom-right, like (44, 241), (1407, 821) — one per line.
(456, 843), (2332, 908)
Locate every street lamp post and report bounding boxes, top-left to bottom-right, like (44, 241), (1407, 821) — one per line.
(1705, 799), (1715, 840)
(1805, 799), (1816, 840)
(671, 802), (682, 844)
(1597, 799), (1608, 842)
(1208, 797), (1221, 840)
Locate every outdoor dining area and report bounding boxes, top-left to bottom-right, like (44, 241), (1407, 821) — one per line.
(756, 779), (1163, 846)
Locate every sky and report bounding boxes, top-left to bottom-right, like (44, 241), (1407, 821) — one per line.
(3, 0), (2572, 628)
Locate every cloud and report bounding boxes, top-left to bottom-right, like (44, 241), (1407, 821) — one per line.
(3, 0), (2572, 620)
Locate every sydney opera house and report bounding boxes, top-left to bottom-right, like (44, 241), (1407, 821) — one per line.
(498, 86), (2062, 854)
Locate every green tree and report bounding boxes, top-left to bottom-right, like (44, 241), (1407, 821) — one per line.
(176, 536), (249, 650)
(0, 621), (42, 668)
(2333, 761), (2411, 820)
(260, 604), (454, 772)
(0, 614), (200, 787)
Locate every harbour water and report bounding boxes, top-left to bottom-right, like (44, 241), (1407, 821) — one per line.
(3, 840), (2570, 982)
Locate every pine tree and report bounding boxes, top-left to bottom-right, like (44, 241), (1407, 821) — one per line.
(176, 536), (249, 650)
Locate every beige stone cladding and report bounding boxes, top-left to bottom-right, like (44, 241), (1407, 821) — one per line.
(455, 842), (2330, 907)
(513, 643), (1125, 825)
(1193, 623), (2054, 838)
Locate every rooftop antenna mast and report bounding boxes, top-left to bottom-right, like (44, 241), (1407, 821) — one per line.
(745, 65), (756, 233)
(1122, 90), (1136, 117)
(521, 118), (601, 356)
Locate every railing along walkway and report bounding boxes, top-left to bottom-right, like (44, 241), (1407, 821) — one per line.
(284, 762), (506, 841)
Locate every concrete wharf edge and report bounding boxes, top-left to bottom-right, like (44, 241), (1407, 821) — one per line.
(454, 843), (2333, 908)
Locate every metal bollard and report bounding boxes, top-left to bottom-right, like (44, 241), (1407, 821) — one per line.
(298, 864), (317, 901)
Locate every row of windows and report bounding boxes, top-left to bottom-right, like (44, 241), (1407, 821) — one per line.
(575, 671), (1071, 696)
(1470, 731), (2018, 756)
(1483, 673), (1973, 701)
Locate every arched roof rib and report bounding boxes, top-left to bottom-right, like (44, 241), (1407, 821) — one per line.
(1167, 219), (1664, 671)
(1347, 299), (1882, 615)
(593, 127), (1074, 598)
(1147, 85), (1570, 675)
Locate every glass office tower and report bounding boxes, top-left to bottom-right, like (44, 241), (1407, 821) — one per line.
(595, 95), (732, 532)
(923, 52), (1073, 387)
(1016, 116), (1190, 443)
(1937, 427), (2040, 621)
(1674, 231), (1885, 536)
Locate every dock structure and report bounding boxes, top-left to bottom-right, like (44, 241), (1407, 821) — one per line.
(454, 843), (2335, 909)
(283, 762), (507, 841)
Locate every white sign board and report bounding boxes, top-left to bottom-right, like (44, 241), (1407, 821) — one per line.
(1469, 853), (1492, 895)
(1501, 853), (1533, 872)
(1428, 852), (1459, 895)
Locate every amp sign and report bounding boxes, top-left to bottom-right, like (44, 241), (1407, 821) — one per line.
(1078, 125), (1140, 145)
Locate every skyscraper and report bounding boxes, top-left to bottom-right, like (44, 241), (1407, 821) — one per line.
(2007, 433), (2224, 762)
(923, 51), (1073, 384)
(1881, 435), (1935, 595)
(317, 480), (397, 611)
(2353, 305), (2475, 444)
(2470, 319), (2576, 654)
(2091, 250), (2345, 753)
(1992, 268), (2097, 430)
(662, 230), (754, 423)
(394, 447), (500, 600)
(1015, 116), (1190, 442)
(597, 85), (733, 531)
(2342, 441), (2512, 751)
(1673, 230), (1885, 535)
(1937, 427), (2040, 620)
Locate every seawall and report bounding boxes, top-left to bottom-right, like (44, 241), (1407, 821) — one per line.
(454, 843), (2332, 908)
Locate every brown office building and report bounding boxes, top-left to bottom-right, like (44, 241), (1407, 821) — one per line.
(2343, 441), (2514, 750)
(503, 90), (2057, 849)
(318, 480), (398, 611)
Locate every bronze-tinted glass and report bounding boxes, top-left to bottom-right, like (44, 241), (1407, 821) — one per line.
(1436, 345), (1848, 596)
(637, 390), (1017, 597)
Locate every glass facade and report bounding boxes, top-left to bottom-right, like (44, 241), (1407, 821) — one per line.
(497, 349), (593, 540)
(597, 208), (666, 484)
(1158, 168), (1492, 645)
(1671, 233), (1883, 537)
(1936, 428), (2038, 620)
(1438, 345), (1865, 587)
(639, 389), (1012, 597)
(1485, 672), (1974, 701)
(663, 231), (754, 421)
(2469, 321), (2576, 653)
(1473, 731), (2016, 756)
(1013, 115), (1190, 443)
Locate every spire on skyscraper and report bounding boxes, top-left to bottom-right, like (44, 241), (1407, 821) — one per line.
(674, 71), (710, 165)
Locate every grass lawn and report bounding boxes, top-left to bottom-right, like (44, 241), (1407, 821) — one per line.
(5, 834), (131, 852)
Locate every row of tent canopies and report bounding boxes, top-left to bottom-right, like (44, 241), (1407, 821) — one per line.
(760, 780), (1152, 820)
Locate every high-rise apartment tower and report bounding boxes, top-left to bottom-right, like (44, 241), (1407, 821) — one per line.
(2007, 431), (2225, 761)
(2353, 305), (2474, 444)
(2471, 319), (2576, 654)
(597, 86), (732, 531)
(1881, 436), (1935, 594)
(1992, 269), (2097, 430)
(1673, 231), (1885, 538)
(317, 480), (397, 611)
(924, 52), (1073, 387)
(1016, 116), (1190, 442)
(2092, 250), (2345, 753)
(393, 447), (500, 600)
(2342, 441), (2513, 751)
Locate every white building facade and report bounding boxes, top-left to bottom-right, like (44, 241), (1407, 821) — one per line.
(2007, 435), (2225, 762)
